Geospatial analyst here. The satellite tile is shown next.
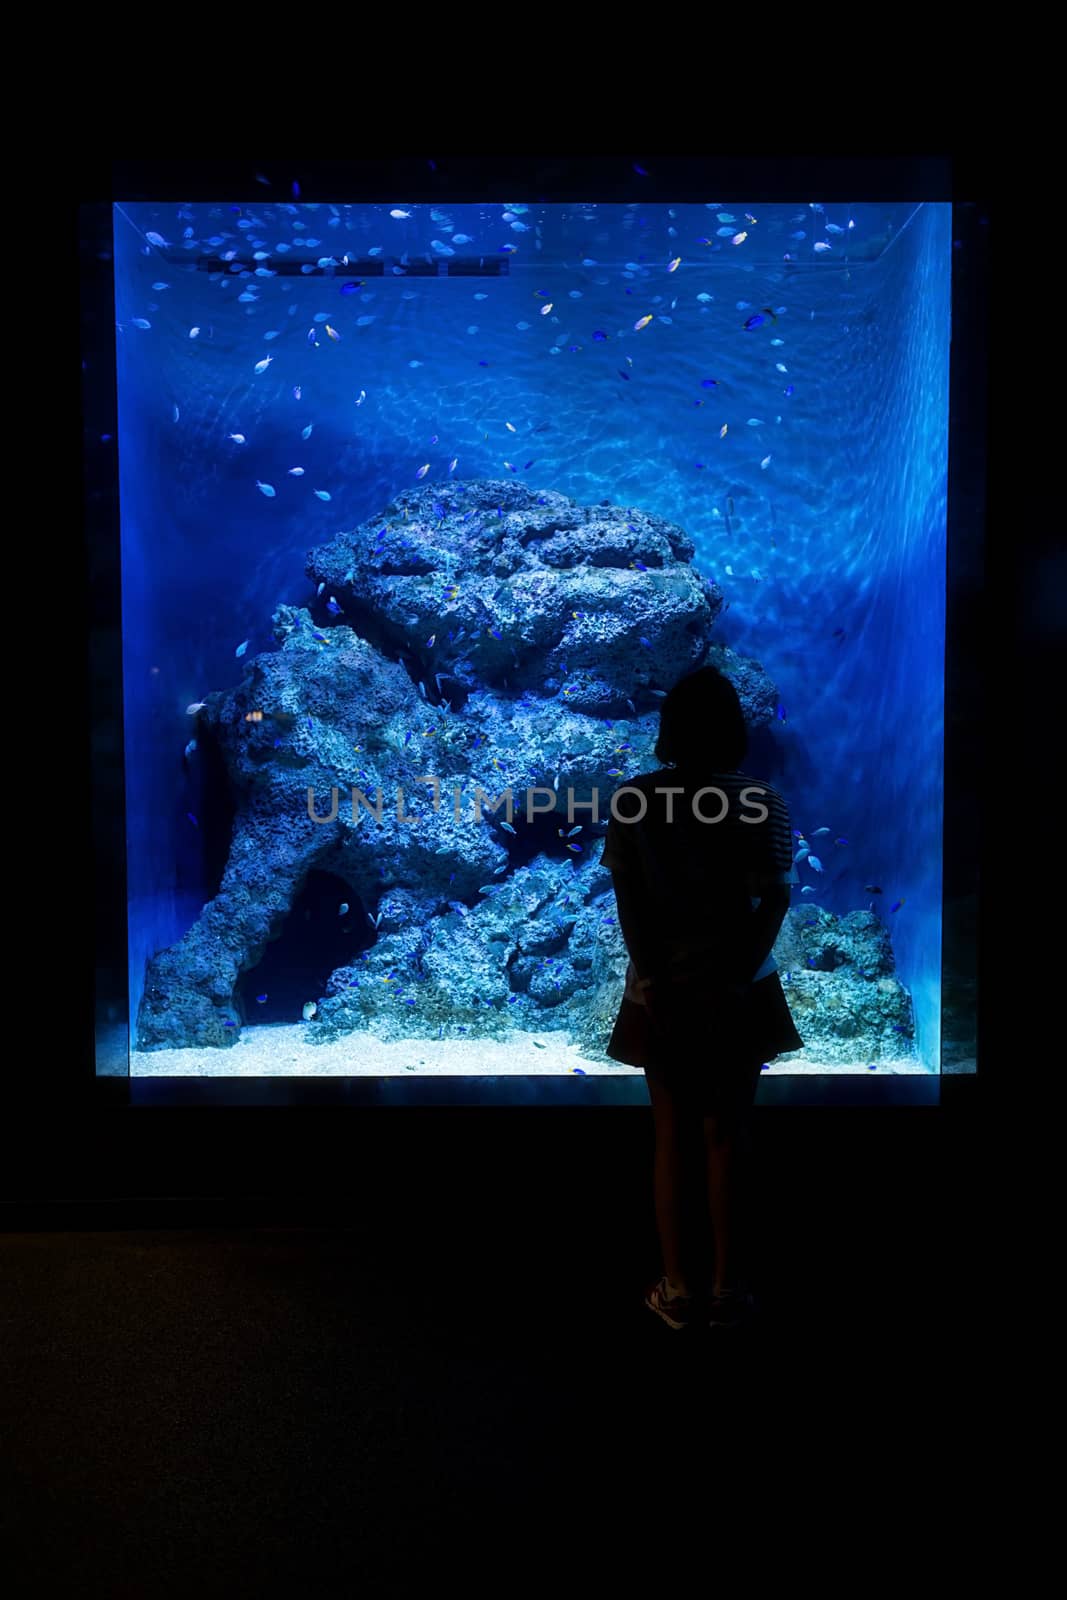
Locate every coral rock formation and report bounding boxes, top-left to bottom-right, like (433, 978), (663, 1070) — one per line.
(137, 480), (897, 1062)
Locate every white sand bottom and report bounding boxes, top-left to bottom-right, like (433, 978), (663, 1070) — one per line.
(131, 1024), (930, 1078)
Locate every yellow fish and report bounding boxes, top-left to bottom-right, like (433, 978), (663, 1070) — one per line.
(667, 258), (681, 272)
(634, 314), (653, 331)
(325, 324), (341, 341)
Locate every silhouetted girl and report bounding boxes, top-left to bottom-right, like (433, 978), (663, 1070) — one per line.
(602, 665), (803, 1329)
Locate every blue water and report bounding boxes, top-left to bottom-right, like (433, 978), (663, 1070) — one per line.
(111, 198), (950, 1076)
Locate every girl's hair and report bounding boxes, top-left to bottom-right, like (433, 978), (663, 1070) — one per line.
(653, 665), (748, 771)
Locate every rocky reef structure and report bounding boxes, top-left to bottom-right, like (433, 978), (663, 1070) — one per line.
(137, 480), (912, 1064)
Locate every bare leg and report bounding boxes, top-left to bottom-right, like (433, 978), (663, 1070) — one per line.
(645, 1072), (700, 1294)
(704, 1107), (753, 1295)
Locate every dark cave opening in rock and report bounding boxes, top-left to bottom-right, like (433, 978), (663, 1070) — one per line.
(191, 725), (237, 903)
(491, 798), (607, 875)
(236, 870), (375, 1025)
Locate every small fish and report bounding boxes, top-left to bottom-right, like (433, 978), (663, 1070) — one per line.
(719, 424), (728, 438)
(633, 163), (649, 175)
(289, 467), (305, 476)
(760, 455), (771, 470)
(415, 464), (430, 480)
(340, 281), (363, 296)
(500, 820), (517, 835)
(573, 1068), (586, 1075)
(235, 640), (249, 657)
(293, 386), (302, 399)
(776, 704), (787, 721)
(634, 314), (653, 330)
(131, 318), (152, 330)
(835, 837), (849, 847)
(302, 1002), (318, 1021)
(145, 231), (167, 247)
(864, 886), (883, 895)
(540, 303), (554, 315)
(325, 324), (341, 342)
(890, 899), (906, 913)
(448, 458), (458, 473)
(184, 739), (197, 759)
(667, 257), (681, 272)
(389, 208), (411, 218)
(811, 828), (831, 837)
(566, 843), (582, 853)
(592, 330), (608, 342)
(801, 886), (816, 896)
(505, 422), (517, 433)
(314, 489), (331, 501)
(338, 902), (350, 915)
(808, 856), (823, 873)
(701, 378), (718, 388)
(187, 702), (207, 715)
(227, 434), (247, 446)
(731, 232), (748, 245)
(187, 812), (198, 827)
(253, 356), (273, 374)
(618, 369), (631, 380)
(743, 313), (768, 330)
(256, 481), (276, 497)
(814, 242), (832, 253)
(172, 405), (180, 422)
(301, 424), (314, 441)
(784, 384), (795, 397)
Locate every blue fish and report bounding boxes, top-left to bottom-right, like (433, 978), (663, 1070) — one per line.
(187, 812), (198, 827)
(743, 313), (767, 330)
(618, 369), (630, 380)
(701, 378), (719, 388)
(256, 993), (268, 1004)
(592, 330), (608, 341)
(573, 1067), (587, 1075)
(340, 281), (363, 295)
(777, 704), (787, 721)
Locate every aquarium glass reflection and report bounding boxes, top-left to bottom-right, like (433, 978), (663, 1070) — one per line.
(101, 196), (951, 1087)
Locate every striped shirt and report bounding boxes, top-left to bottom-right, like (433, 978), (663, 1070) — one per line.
(601, 768), (798, 989)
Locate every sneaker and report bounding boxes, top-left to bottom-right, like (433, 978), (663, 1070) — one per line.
(644, 1275), (699, 1330)
(707, 1286), (756, 1329)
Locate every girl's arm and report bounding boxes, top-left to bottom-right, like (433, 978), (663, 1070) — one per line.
(610, 869), (660, 982)
(734, 884), (791, 983)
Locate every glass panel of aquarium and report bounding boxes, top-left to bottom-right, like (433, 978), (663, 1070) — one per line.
(106, 196), (952, 1093)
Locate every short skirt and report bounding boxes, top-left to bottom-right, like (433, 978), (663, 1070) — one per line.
(606, 970), (804, 1115)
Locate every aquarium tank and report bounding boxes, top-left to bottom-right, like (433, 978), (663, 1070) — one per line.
(101, 194), (952, 1093)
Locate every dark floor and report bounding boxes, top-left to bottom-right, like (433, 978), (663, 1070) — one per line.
(3, 1103), (983, 1589)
